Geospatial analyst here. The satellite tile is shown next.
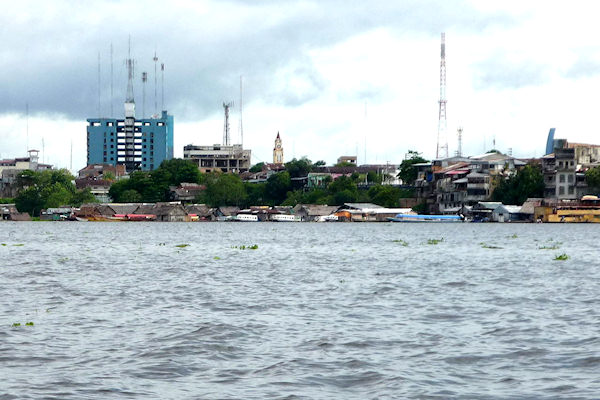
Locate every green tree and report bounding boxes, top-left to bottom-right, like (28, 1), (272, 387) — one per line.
(492, 164), (545, 205)
(119, 189), (143, 203)
(265, 171), (291, 205)
(249, 162), (265, 173)
(15, 187), (43, 216)
(398, 150), (428, 185)
(585, 166), (600, 191)
(203, 173), (247, 207)
(71, 188), (97, 206)
(244, 182), (267, 206)
(313, 160), (326, 167)
(327, 175), (358, 205)
(285, 158), (312, 178)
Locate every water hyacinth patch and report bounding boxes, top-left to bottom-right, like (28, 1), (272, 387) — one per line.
(554, 253), (569, 261)
(427, 238), (444, 245)
(392, 239), (409, 246)
(175, 244), (190, 248)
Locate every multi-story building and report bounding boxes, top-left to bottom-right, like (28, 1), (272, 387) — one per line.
(0, 150), (52, 198)
(183, 144), (251, 174)
(86, 110), (173, 172)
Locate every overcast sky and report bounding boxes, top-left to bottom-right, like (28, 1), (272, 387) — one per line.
(2, 0), (600, 171)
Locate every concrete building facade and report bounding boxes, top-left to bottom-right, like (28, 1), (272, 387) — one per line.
(86, 110), (174, 172)
(183, 144), (251, 174)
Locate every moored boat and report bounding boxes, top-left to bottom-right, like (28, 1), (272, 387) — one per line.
(388, 213), (463, 222)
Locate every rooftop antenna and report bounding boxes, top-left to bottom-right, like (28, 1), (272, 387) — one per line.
(153, 50), (158, 116)
(364, 100), (367, 164)
(142, 72), (147, 118)
(161, 63), (165, 112)
(26, 102), (29, 153)
(110, 43), (114, 116)
(125, 37), (135, 105)
(239, 75), (243, 145)
(436, 32), (448, 159)
(97, 52), (102, 117)
(457, 126), (463, 157)
(223, 102), (233, 146)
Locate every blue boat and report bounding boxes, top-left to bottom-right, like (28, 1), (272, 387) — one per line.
(388, 213), (463, 222)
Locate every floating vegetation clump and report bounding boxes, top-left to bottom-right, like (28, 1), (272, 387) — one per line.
(392, 239), (409, 246)
(427, 238), (444, 245)
(175, 244), (190, 248)
(13, 244), (24, 247)
(554, 253), (569, 261)
(25, 322), (34, 326)
(213, 256), (221, 260)
(481, 243), (503, 249)
(539, 245), (560, 250)
(508, 234), (518, 239)
(231, 244), (259, 250)
(12, 323), (20, 327)
(1, 243), (6, 246)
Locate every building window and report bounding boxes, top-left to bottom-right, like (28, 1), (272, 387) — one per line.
(559, 186), (565, 195)
(568, 174), (573, 183)
(568, 186), (574, 195)
(559, 174), (565, 183)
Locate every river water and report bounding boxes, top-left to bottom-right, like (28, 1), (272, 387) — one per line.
(1, 222), (599, 399)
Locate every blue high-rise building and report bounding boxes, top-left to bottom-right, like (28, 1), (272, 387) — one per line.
(86, 110), (174, 172)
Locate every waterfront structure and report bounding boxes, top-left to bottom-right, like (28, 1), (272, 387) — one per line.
(183, 144), (251, 174)
(273, 132), (284, 164)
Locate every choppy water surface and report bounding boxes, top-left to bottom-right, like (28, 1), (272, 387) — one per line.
(1, 222), (599, 399)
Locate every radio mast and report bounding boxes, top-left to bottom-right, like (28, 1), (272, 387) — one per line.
(436, 33), (448, 159)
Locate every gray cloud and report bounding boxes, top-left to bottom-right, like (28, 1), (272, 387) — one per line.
(0, 0), (516, 121)
(565, 55), (600, 79)
(473, 57), (548, 90)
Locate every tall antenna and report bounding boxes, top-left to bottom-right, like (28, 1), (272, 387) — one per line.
(239, 75), (244, 145)
(456, 126), (463, 157)
(153, 50), (158, 116)
(436, 32), (448, 159)
(26, 102), (29, 153)
(42, 138), (45, 164)
(97, 52), (101, 117)
(125, 37), (135, 104)
(142, 72), (147, 118)
(364, 100), (367, 164)
(110, 43), (114, 116)
(223, 102), (233, 146)
(161, 63), (165, 112)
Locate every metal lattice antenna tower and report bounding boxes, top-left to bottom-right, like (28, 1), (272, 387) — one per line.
(142, 72), (147, 118)
(153, 51), (158, 116)
(239, 75), (243, 145)
(97, 52), (101, 117)
(456, 126), (463, 157)
(125, 38), (135, 104)
(436, 32), (448, 159)
(161, 63), (165, 112)
(110, 43), (114, 116)
(223, 102), (233, 146)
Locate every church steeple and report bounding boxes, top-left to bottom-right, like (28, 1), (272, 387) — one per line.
(273, 132), (284, 164)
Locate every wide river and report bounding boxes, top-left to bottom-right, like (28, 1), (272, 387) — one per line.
(1, 222), (599, 399)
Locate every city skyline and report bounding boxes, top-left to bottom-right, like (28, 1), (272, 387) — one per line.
(2, 1), (600, 171)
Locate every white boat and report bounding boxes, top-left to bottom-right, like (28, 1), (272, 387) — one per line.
(235, 214), (259, 222)
(315, 215), (338, 222)
(271, 214), (301, 222)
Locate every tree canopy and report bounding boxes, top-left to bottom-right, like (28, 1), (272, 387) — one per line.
(491, 164), (545, 205)
(14, 169), (96, 216)
(397, 150), (428, 185)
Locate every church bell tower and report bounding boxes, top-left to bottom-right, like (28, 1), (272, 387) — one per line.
(273, 132), (284, 164)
